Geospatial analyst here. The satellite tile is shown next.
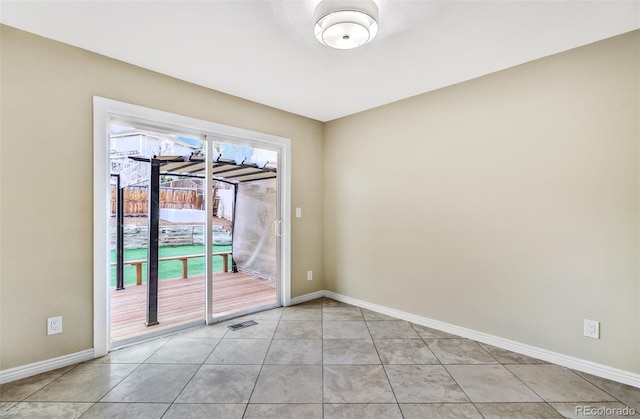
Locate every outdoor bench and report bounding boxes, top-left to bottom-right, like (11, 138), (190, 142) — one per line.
(110, 251), (231, 285)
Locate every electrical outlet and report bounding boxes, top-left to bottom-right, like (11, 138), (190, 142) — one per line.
(584, 319), (599, 339)
(47, 316), (62, 335)
(307, 270), (313, 281)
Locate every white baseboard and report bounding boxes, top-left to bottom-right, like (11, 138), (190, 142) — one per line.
(0, 349), (94, 384)
(321, 291), (640, 389)
(289, 290), (325, 306)
(4, 291), (638, 388)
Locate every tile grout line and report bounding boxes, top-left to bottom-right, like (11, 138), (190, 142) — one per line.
(428, 332), (587, 417)
(475, 340), (501, 364)
(565, 369), (633, 406)
(13, 363), (83, 403)
(163, 330), (225, 415)
(90, 333), (172, 411)
(453, 339), (552, 415)
(363, 311), (404, 416)
(498, 363), (564, 416)
(408, 322), (488, 419)
(418, 329), (622, 413)
(117, 324), (225, 417)
(33, 355), (150, 407)
(438, 363), (486, 418)
(241, 308), (282, 417)
(6, 299), (637, 417)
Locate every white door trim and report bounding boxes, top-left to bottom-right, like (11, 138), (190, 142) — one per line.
(93, 96), (291, 356)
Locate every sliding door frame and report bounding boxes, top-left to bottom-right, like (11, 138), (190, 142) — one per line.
(93, 96), (291, 356)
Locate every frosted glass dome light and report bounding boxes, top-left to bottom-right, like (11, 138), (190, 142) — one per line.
(313, 0), (379, 50)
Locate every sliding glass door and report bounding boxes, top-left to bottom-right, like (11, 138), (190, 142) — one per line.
(106, 118), (282, 348)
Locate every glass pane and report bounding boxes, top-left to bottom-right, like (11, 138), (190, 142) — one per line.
(210, 141), (278, 318)
(109, 124), (206, 343)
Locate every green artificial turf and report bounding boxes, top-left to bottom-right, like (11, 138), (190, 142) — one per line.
(110, 244), (232, 287)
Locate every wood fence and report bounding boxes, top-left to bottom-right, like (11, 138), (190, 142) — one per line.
(110, 185), (204, 216)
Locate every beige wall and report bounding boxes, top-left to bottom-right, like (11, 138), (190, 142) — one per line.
(324, 31), (640, 373)
(0, 25), (324, 370)
(1, 23), (639, 377)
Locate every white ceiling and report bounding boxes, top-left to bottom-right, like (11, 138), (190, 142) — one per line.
(1, 1), (638, 122)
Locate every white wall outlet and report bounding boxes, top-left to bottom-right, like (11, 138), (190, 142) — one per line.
(307, 270), (313, 281)
(584, 319), (599, 339)
(296, 207), (302, 218)
(47, 316), (62, 335)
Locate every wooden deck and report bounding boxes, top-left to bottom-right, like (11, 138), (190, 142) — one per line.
(110, 271), (277, 342)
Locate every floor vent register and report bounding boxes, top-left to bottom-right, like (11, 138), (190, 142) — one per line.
(227, 320), (258, 331)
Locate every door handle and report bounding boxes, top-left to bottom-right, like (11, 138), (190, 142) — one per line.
(274, 220), (282, 237)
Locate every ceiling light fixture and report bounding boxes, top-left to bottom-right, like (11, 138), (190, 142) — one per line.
(313, 0), (379, 50)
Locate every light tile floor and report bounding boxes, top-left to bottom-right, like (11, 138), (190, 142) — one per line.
(1, 298), (639, 418)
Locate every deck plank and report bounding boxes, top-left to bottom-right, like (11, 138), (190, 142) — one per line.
(110, 271), (276, 342)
